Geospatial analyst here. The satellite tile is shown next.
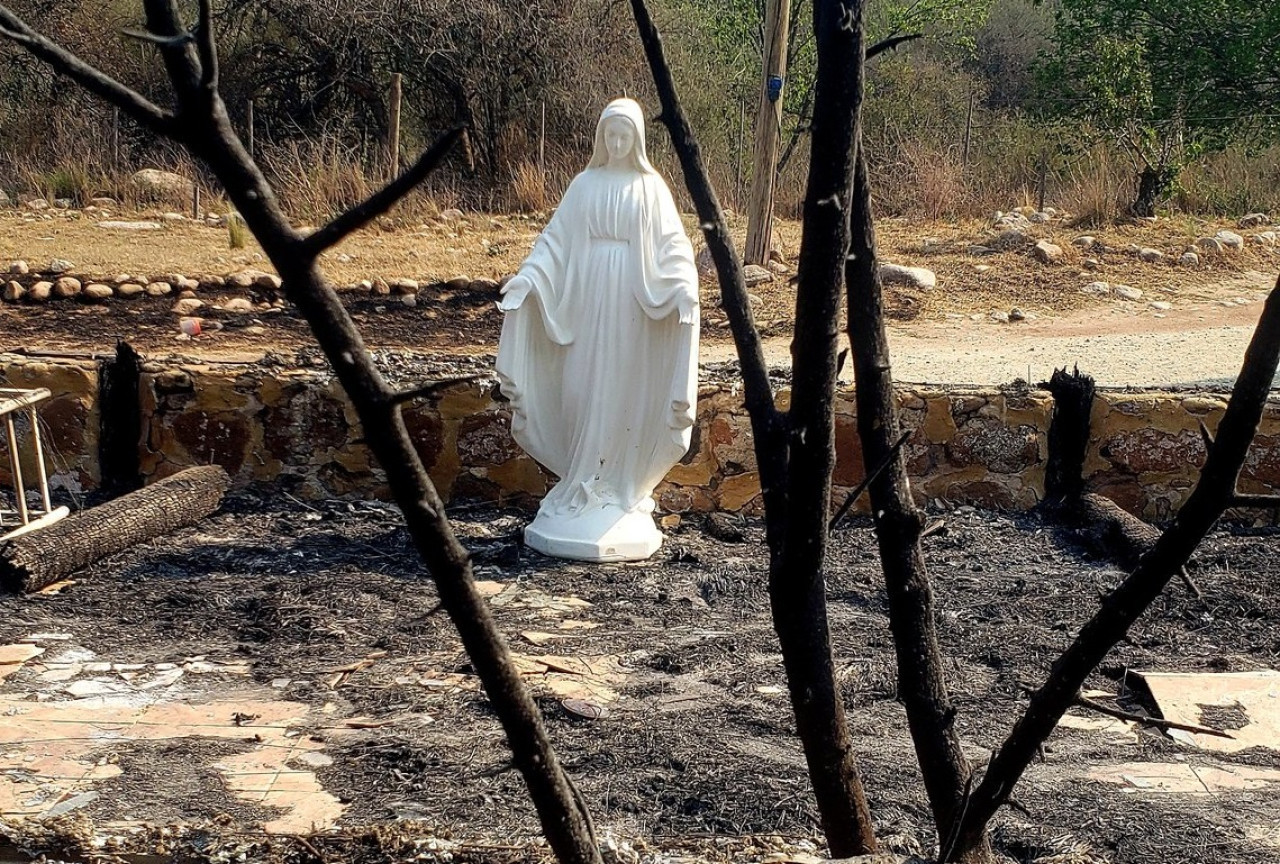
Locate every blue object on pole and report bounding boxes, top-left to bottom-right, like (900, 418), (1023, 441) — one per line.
(767, 75), (784, 103)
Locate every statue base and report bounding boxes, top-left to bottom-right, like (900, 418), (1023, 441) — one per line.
(524, 505), (663, 562)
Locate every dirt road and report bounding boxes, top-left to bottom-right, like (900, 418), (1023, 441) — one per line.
(704, 271), (1278, 388)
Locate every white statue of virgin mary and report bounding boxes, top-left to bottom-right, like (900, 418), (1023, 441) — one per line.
(496, 98), (700, 562)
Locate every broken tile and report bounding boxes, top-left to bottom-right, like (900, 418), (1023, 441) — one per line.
(137, 667), (185, 690)
(259, 787), (345, 834)
(1056, 711), (1139, 742)
(1192, 764), (1280, 792)
(0, 644), (45, 680)
(558, 620), (600, 631)
(38, 664), (84, 683)
(63, 679), (131, 698)
(1137, 670), (1280, 753)
(42, 790), (99, 818)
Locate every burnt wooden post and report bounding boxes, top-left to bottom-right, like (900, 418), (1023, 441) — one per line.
(1042, 366), (1096, 507)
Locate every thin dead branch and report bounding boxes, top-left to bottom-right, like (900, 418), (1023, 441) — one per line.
(0, 3), (600, 862)
(1072, 694), (1234, 740)
(846, 149), (989, 864)
(390, 376), (483, 406)
(302, 128), (466, 257)
(866, 33), (922, 60)
(828, 429), (911, 532)
(954, 276), (1280, 858)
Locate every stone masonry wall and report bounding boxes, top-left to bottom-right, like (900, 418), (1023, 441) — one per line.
(0, 354), (100, 494)
(3, 352), (1279, 520)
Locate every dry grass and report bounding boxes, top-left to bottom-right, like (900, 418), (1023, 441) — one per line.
(261, 141), (380, 222)
(1063, 150), (1127, 229)
(508, 160), (548, 212)
(227, 212), (249, 250)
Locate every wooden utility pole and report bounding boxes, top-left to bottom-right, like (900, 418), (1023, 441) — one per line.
(744, 0), (791, 265)
(961, 90), (975, 174)
(388, 73), (403, 179)
(246, 99), (255, 158)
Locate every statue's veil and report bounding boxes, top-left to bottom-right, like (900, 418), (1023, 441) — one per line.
(586, 97), (657, 175)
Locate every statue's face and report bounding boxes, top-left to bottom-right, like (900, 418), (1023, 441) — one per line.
(604, 117), (636, 165)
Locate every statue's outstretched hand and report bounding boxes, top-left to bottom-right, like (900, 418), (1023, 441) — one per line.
(678, 297), (698, 326)
(499, 274), (534, 311)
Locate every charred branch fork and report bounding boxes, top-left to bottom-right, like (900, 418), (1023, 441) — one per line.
(3, 2), (1280, 863)
(630, 0), (1280, 862)
(631, 0), (879, 855)
(0, 3), (600, 862)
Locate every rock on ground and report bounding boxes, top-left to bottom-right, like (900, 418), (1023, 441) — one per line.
(132, 169), (194, 201)
(1033, 240), (1063, 264)
(98, 221), (164, 231)
(743, 264), (774, 287)
(879, 263), (936, 290)
(1215, 230), (1245, 250)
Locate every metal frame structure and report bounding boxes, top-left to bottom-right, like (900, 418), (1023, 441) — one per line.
(0, 387), (69, 541)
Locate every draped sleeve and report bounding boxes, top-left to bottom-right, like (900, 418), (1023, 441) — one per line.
(632, 177), (699, 322)
(515, 175), (591, 346)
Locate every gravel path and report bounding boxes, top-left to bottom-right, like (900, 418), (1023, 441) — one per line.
(704, 271), (1278, 389)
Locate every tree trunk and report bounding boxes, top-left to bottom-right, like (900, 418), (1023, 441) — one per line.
(1, 465), (229, 593)
(631, 0), (876, 855)
(846, 152), (993, 864)
(98, 341), (143, 496)
(768, 2), (878, 853)
(1132, 165), (1174, 217)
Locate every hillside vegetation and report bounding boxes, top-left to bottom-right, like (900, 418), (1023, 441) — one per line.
(0, 0), (1277, 222)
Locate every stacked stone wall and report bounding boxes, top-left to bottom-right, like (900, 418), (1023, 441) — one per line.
(3, 352), (1278, 520)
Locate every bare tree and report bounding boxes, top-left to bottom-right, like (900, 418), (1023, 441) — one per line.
(631, 0), (877, 855)
(631, 1), (1280, 863)
(0, 4), (601, 863)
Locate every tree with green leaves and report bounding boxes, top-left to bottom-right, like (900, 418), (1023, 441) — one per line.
(1041, 0), (1280, 215)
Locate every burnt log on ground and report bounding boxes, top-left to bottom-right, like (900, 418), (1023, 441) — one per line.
(1071, 491), (1160, 570)
(1, 465), (229, 593)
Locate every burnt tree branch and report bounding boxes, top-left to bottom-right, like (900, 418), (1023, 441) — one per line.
(631, 0), (877, 855)
(302, 128), (466, 257)
(846, 149), (990, 864)
(955, 276), (1280, 856)
(628, 0), (786, 534)
(866, 33), (923, 60)
(0, 3), (601, 862)
(0, 9), (174, 134)
(766, 1), (879, 854)
(196, 0), (218, 92)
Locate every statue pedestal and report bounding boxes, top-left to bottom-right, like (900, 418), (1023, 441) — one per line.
(524, 506), (663, 562)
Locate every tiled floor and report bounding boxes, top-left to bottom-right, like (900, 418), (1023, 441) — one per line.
(0, 636), (345, 832)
